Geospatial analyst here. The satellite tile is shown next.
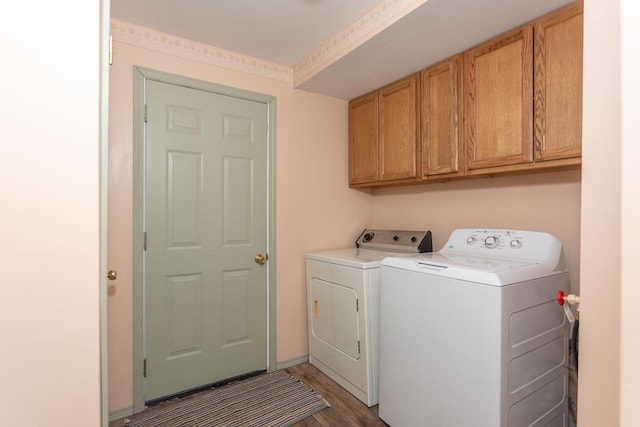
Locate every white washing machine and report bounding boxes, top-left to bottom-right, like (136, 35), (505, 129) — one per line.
(379, 229), (570, 427)
(306, 229), (432, 406)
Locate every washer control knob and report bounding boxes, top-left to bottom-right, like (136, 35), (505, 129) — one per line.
(466, 236), (476, 245)
(510, 239), (522, 249)
(484, 236), (498, 248)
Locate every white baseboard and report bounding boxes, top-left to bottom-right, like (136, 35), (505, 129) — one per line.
(109, 405), (134, 422)
(276, 355), (309, 370)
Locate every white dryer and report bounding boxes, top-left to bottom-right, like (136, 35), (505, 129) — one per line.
(306, 229), (432, 406)
(378, 229), (570, 427)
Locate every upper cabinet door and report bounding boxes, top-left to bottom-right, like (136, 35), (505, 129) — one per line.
(534, 3), (583, 161)
(421, 55), (463, 178)
(378, 75), (420, 182)
(349, 92), (379, 185)
(464, 26), (534, 171)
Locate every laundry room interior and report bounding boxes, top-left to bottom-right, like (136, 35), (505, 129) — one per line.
(6, 0), (640, 425)
(103, 0), (629, 426)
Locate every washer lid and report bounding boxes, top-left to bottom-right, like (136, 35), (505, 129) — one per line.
(306, 248), (405, 269)
(381, 252), (562, 286)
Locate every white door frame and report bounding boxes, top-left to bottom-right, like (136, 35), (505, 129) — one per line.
(132, 66), (277, 412)
(100, 0), (111, 425)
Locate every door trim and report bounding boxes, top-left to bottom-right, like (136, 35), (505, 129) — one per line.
(132, 67), (277, 412)
(100, 0), (111, 425)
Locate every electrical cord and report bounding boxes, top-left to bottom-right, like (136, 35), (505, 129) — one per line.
(569, 319), (579, 373)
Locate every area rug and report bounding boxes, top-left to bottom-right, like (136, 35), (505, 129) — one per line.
(125, 370), (330, 427)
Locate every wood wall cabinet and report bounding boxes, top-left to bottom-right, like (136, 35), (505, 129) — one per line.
(348, 93), (378, 185)
(534, 2), (583, 162)
(378, 75), (420, 182)
(463, 3), (583, 175)
(464, 26), (534, 173)
(348, 3), (582, 187)
(349, 74), (420, 186)
(421, 55), (463, 179)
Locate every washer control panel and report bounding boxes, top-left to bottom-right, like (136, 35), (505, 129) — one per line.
(443, 229), (559, 262)
(461, 229), (524, 250)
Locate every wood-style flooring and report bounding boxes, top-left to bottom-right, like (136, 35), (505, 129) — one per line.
(110, 362), (387, 427)
(286, 363), (387, 427)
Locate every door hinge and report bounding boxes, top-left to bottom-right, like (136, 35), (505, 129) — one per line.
(356, 299), (359, 312)
(143, 232), (147, 251)
(144, 104), (148, 123)
(357, 341), (361, 354)
(143, 358), (147, 378)
(108, 34), (113, 65)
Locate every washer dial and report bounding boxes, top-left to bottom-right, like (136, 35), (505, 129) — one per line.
(484, 236), (499, 248)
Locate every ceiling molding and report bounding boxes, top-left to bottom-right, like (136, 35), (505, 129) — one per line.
(110, 19), (293, 83)
(111, 1), (427, 90)
(292, 0), (429, 87)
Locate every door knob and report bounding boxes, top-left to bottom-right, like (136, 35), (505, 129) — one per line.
(254, 254), (268, 265)
(107, 270), (118, 281)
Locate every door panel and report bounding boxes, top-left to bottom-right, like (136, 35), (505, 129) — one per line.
(421, 55), (462, 178)
(534, 3), (583, 161)
(223, 157), (252, 244)
(310, 278), (360, 360)
(349, 93), (379, 184)
(167, 274), (203, 358)
(464, 27), (534, 170)
(379, 75), (419, 181)
(167, 151), (203, 247)
(145, 79), (268, 401)
(222, 269), (251, 345)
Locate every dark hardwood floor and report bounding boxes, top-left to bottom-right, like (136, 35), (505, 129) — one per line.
(110, 362), (387, 426)
(286, 363), (387, 427)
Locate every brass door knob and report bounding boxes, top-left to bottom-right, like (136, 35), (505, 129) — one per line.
(254, 254), (267, 265)
(107, 270), (118, 281)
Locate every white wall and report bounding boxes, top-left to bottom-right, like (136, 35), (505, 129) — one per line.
(579, 0), (620, 424)
(0, 0), (102, 425)
(579, 0), (640, 425)
(619, 1), (640, 425)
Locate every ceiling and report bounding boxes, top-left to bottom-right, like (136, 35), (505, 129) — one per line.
(111, 0), (574, 100)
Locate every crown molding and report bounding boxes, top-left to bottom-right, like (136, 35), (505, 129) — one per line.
(293, 0), (429, 87)
(110, 19), (293, 83)
(111, 1), (424, 90)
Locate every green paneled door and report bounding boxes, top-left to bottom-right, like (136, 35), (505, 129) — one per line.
(144, 80), (268, 401)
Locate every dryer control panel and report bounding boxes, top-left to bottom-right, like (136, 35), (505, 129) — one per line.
(355, 229), (432, 253)
(443, 229), (562, 264)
